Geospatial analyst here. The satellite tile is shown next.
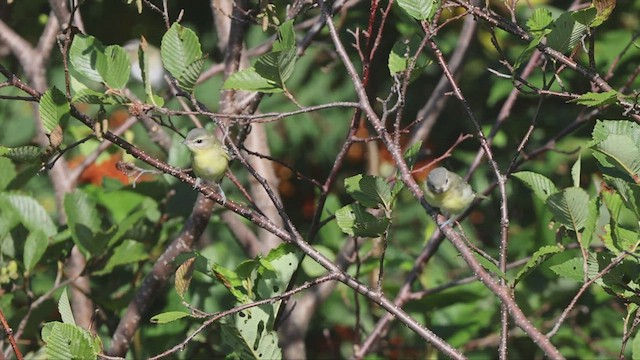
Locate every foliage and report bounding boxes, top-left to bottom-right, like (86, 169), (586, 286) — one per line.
(1, 0), (640, 359)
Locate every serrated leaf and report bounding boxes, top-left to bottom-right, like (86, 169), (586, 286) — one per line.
(396, 0), (441, 21)
(255, 49), (297, 89)
(273, 20), (295, 51)
(98, 45), (131, 89)
(572, 90), (619, 107)
(1, 146), (41, 163)
(527, 8), (554, 35)
(43, 322), (98, 360)
(70, 34), (107, 83)
(514, 245), (563, 285)
(150, 311), (191, 324)
(547, 187), (590, 231)
(0, 193), (56, 236)
(512, 171), (558, 202)
(72, 88), (130, 105)
(591, 119), (640, 145)
(335, 203), (390, 237)
(39, 87), (70, 134)
(345, 174), (392, 208)
(549, 257), (584, 282)
(580, 197), (600, 248)
(175, 257), (196, 298)
(24, 229), (48, 272)
(177, 57), (204, 93)
(547, 11), (587, 53)
(58, 289), (76, 325)
(161, 23), (202, 80)
(223, 67), (283, 93)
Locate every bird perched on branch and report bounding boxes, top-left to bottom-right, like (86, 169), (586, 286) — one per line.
(423, 167), (485, 227)
(182, 128), (230, 204)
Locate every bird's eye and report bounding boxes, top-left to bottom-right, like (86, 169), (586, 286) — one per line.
(195, 139), (203, 144)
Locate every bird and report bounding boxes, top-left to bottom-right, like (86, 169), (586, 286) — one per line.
(423, 167), (484, 227)
(182, 128), (230, 204)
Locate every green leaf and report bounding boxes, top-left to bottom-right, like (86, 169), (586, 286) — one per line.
(42, 322), (99, 360)
(161, 23), (202, 80)
(604, 176), (640, 220)
(221, 322), (282, 360)
(211, 263), (246, 302)
(344, 174), (392, 209)
(58, 289), (76, 325)
(527, 8), (553, 35)
(0, 157), (17, 191)
(473, 253), (506, 280)
(335, 203), (390, 237)
(72, 88), (130, 105)
(632, 323), (640, 359)
(24, 229), (48, 272)
(547, 11), (587, 53)
(549, 257), (584, 282)
(273, 20), (295, 50)
(514, 245), (564, 285)
(512, 171), (558, 202)
(611, 224), (639, 254)
(39, 87), (70, 134)
(396, 0), (441, 21)
(255, 49), (297, 89)
(592, 135), (640, 180)
(0, 193), (56, 236)
(177, 57), (204, 93)
(572, 7), (596, 26)
(69, 34), (107, 83)
(591, 120), (640, 145)
(392, 141), (423, 197)
(223, 67), (283, 93)
(64, 190), (102, 258)
(98, 45), (131, 89)
(546, 187), (590, 231)
(1, 146), (42, 163)
(580, 198), (601, 248)
(572, 90), (619, 107)
(150, 311), (191, 324)
(571, 155), (581, 188)
(92, 240), (148, 276)
(301, 245), (333, 277)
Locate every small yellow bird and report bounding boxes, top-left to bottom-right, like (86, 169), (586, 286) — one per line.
(182, 128), (230, 203)
(423, 167), (483, 227)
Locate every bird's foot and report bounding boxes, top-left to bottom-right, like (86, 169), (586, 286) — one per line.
(216, 183), (226, 206)
(193, 177), (202, 189)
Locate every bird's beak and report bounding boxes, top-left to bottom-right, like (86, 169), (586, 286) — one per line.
(181, 139), (188, 145)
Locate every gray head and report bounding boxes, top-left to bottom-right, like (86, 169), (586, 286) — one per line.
(426, 167), (450, 194)
(182, 128), (217, 150)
